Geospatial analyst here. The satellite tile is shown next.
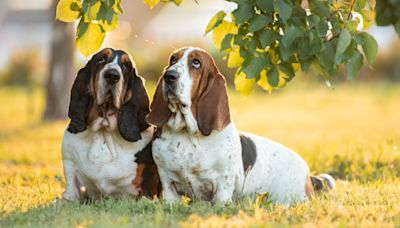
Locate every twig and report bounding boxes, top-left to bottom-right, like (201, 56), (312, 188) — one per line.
(347, 0), (355, 21)
(323, 33), (340, 43)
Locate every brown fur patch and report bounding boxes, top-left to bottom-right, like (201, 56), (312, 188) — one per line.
(305, 174), (314, 199)
(121, 54), (131, 64)
(132, 164), (146, 197)
(101, 48), (112, 58)
(185, 49), (231, 136)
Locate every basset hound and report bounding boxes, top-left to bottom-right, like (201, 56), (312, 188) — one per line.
(145, 47), (335, 205)
(61, 48), (161, 202)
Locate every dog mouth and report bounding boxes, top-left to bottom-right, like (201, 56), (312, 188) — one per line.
(99, 90), (117, 116)
(165, 90), (189, 110)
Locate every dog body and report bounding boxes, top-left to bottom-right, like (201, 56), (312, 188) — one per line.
(146, 47), (334, 205)
(61, 48), (160, 202)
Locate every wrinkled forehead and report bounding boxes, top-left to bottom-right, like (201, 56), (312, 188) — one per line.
(170, 47), (209, 65)
(98, 48), (135, 67)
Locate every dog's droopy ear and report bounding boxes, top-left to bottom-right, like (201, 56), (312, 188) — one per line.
(67, 60), (94, 134)
(145, 77), (172, 127)
(196, 68), (231, 136)
(118, 71), (150, 142)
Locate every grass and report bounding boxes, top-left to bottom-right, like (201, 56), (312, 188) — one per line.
(0, 81), (400, 227)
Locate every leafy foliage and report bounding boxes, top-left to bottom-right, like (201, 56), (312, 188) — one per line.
(204, 0), (379, 96)
(56, 0), (124, 57)
(375, 0), (400, 37)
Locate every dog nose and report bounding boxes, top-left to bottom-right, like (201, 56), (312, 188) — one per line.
(104, 69), (120, 85)
(164, 70), (179, 84)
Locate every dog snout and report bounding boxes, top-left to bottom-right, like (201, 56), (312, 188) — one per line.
(104, 69), (120, 85)
(164, 70), (179, 84)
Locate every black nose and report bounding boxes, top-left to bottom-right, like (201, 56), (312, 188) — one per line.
(164, 70), (179, 84)
(104, 69), (120, 85)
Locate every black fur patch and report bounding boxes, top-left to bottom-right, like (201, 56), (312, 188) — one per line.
(118, 73), (150, 142)
(68, 61), (93, 134)
(310, 175), (324, 191)
(239, 133), (257, 172)
(134, 142), (162, 198)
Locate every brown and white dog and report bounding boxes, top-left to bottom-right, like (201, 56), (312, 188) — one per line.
(61, 48), (161, 202)
(145, 47), (335, 205)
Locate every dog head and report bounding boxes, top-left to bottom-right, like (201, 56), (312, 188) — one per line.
(146, 47), (231, 136)
(68, 47), (150, 142)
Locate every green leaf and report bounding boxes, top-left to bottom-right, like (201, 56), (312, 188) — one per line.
(82, 0), (102, 22)
(299, 56), (315, 71)
(360, 32), (378, 68)
(115, 2), (124, 14)
(103, 0), (115, 7)
(298, 36), (310, 60)
(375, 0), (394, 26)
(317, 20), (328, 37)
(204, 11), (226, 36)
(345, 49), (364, 81)
(355, 32), (365, 45)
(228, 47), (245, 68)
(234, 69), (256, 97)
(360, 9), (372, 22)
(221, 34), (234, 52)
(273, 0), (292, 23)
(280, 43), (297, 61)
(97, 3), (119, 31)
(279, 62), (295, 78)
(281, 23), (304, 47)
(212, 21), (237, 51)
(346, 20), (359, 34)
(248, 14), (272, 32)
(56, 0), (82, 22)
(144, 0), (160, 9)
(256, 0), (274, 14)
(320, 42), (336, 70)
(266, 65), (279, 87)
(246, 34), (261, 53)
(259, 29), (281, 48)
(242, 52), (266, 79)
(309, 35), (322, 55)
(76, 20), (105, 57)
(334, 28), (351, 63)
(354, 0), (366, 11)
(232, 2), (255, 24)
(336, 39), (355, 64)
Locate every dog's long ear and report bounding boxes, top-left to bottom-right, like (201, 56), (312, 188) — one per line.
(67, 60), (94, 134)
(196, 64), (231, 136)
(145, 77), (172, 127)
(118, 70), (150, 142)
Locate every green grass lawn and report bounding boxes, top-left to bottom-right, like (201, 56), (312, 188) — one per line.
(1, 81), (400, 227)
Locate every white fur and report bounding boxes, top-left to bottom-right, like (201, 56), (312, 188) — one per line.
(97, 55), (124, 108)
(61, 125), (154, 201)
(152, 48), (331, 205)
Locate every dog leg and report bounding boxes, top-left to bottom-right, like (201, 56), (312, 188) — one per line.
(61, 159), (81, 203)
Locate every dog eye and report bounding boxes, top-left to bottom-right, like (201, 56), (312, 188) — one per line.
(99, 57), (105, 64)
(192, 59), (201, 69)
(171, 56), (177, 65)
(123, 62), (129, 70)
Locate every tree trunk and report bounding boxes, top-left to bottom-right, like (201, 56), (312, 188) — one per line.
(43, 0), (75, 119)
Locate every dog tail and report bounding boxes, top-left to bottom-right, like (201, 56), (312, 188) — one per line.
(310, 173), (335, 194)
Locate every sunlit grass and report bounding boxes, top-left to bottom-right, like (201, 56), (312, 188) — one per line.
(0, 81), (399, 227)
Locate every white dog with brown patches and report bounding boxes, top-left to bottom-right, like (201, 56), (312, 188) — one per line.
(145, 47), (335, 205)
(61, 48), (161, 203)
